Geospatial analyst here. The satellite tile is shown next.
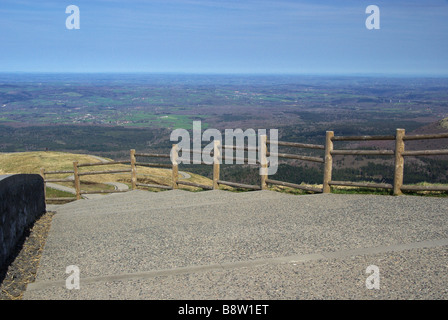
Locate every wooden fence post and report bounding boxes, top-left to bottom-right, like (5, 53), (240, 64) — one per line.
(213, 140), (220, 190)
(323, 131), (334, 193)
(260, 134), (268, 190)
(171, 144), (179, 189)
(40, 168), (46, 201)
(394, 128), (405, 196)
(73, 161), (81, 200)
(130, 149), (137, 190)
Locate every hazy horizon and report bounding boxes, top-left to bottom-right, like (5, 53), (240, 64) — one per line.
(1, 71), (448, 80)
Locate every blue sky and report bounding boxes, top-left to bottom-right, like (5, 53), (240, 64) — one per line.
(0, 0), (447, 75)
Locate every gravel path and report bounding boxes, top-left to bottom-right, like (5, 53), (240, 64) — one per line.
(46, 180), (129, 200)
(23, 190), (448, 299)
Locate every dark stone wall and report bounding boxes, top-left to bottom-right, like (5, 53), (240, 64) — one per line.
(0, 174), (46, 269)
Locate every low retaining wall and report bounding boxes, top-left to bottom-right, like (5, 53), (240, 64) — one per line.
(0, 174), (46, 270)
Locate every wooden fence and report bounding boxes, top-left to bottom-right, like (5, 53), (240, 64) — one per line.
(73, 159), (132, 199)
(40, 168), (77, 203)
(323, 129), (448, 195)
(133, 149), (174, 190)
(265, 136), (325, 193)
(41, 128), (448, 203)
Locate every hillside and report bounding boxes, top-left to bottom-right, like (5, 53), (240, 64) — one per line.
(440, 117), (448, 129)
(405, 117), (448, 151)
(0, 151), (212, 192)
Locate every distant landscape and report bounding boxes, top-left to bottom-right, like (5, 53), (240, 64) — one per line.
(1, 73), (448, 189)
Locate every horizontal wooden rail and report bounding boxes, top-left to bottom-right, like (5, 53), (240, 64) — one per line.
(217, 180), (261, 190)
(135, 162), (172, 168)
(190, 161), (213, 165)
(402, 150), (448, 156)
(190, 149), (204, 155)
(136, 182), (173, 190)
(174, 158), (214, 165)
(77, 160), (130, 167)
(267, 140), (325, 150)
(44, 170), (74, 174)
(400, 185), (448, 192)
(41, 167), (77, 203)
(332, 135), (395, 141)
(135, 153), (171, 158)
(267, 152), (324, 163)
(403, 133), (448, 141)
(222, 144), (259, 152)
(328, 180), (393, 189)
(331, 149), (394, 156)
(77, 169), (132, 176)
(221, 156), (260, 164)
(176, 155), (260, 165)
(266, 179), (323, 193)
(177, 180), (213, 190)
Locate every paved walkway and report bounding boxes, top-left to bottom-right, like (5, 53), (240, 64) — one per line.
(24, 190), (448, 299)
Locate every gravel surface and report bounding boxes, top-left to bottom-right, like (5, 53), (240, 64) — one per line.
(23, 247), (448, 300)
(21, 190), (448, 300)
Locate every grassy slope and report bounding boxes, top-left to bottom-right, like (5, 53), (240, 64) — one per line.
(0, 151), (212, 191)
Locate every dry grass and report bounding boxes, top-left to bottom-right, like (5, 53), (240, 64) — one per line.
(440, 117), (448, 129)
(0, 151), (98, 174)
(0, 151), (213, 191)
(0, 211), (54, 300)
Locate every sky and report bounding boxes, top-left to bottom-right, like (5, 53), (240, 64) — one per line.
(0, 0), (447, 75)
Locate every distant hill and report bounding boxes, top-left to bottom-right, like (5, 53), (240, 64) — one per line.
(352, 117), (448, 151)
(405, 117), (448, 152)
(409, 117), (448, 134)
